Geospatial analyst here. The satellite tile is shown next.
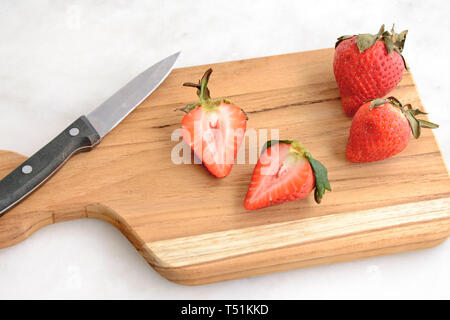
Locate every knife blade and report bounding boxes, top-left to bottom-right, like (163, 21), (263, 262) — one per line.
(0, 52), (180, 217)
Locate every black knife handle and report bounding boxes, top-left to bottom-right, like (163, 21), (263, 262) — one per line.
(0, 116), (101, 217)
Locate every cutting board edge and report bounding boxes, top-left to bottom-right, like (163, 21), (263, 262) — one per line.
(406, 70), (450, 178)
(155, 237), (449, 286)
(171, 47), (333, 72)
(143, 197), (450, 285)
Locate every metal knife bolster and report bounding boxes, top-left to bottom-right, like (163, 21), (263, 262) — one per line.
(0, 116), (100, 216)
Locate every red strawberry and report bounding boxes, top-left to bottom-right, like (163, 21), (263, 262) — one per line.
(346, 97), (439, 163)
(244, 140), (331, 210)
(179, 68), (247, 178)
(334, 25), (408, 116)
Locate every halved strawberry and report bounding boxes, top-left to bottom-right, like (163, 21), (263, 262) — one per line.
(178, 69), (247, 178)
(244, 140), (331, 210)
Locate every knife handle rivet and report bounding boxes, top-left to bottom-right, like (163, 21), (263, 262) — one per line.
(69, 128), (80, 137)
(22, 165), (33, 175)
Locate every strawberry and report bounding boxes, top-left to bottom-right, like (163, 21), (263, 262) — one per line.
(346, 97), (439, 163)
(178, 68), (248, 178)
(244, 140), (331, 210)
(334, 25), (408, 116)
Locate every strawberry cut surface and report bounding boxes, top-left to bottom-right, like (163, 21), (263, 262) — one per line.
(179, 68), (248, 178)
(244, 141), (330, 210)
(182, 102), (247, 178)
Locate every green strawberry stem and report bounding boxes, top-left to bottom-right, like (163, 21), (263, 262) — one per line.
(369, 97), (439, 139)
(177, 68), (215, 113)
(261, 140), (331, 204)
(183, 68), (212, 103)
(199, 68), (212, 103)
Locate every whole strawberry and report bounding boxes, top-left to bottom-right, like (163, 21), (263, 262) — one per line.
(334, 25), (408, 116)
(346, 97), (439, 163)
(244, 140), (331, 210)
(178, 68), (248, 178)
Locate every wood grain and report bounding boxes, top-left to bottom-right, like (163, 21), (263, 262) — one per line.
(146, 198), (450, 268)
(0, 48), (449, 285)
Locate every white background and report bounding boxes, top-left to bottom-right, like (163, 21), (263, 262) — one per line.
(0, 0), (449, 299)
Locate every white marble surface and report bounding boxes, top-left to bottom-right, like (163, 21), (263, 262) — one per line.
(0, 0), (449, 299)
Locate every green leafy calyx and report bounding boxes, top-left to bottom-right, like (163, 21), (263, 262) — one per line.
(304, 152), (331, 204)
(369, 96), (439, 139)
(369, 98), (390, 109)
(336, 24), (408, 67)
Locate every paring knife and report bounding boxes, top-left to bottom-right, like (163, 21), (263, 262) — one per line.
(0, 52), (180, 217)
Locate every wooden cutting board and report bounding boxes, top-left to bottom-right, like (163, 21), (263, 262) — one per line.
(1, 48), (449, 285)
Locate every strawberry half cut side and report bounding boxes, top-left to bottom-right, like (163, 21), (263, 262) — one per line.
(177, 69), (248, 178)
(244, 140), (331, 210)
